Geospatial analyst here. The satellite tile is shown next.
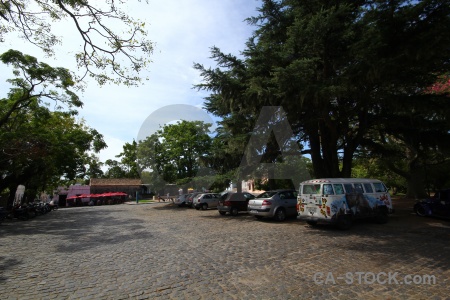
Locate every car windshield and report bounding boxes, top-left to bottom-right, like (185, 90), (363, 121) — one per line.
(256, 191), (278, 198)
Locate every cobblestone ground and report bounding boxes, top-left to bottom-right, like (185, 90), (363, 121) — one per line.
(1, 201), (449, 299)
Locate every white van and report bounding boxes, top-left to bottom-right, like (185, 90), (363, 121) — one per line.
(297, 178), (393, 229)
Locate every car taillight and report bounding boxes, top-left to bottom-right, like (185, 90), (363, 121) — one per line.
(262, 200), (272, 206)
(326, 206), (331, 216)
(296, 203), (299, 211)
(224, 201), (232, 206)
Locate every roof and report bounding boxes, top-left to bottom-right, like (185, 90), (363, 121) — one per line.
(300, 178), (383, 184)
(90, 178), (142, 186)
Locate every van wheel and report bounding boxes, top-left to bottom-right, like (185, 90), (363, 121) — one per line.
(201, 203), (208, 210)
(230, 207), (239, 216)
(219, 211), (226, 215)
(375, 207), (389, 224)
(336, 215), (352, 230)
(274, 208), (286, 222)
(306, 220), (317, 226)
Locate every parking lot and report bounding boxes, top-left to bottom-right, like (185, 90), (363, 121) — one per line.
(1, 200), (449, 299)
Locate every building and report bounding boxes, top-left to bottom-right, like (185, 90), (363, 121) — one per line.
(90, 178), (144, 199)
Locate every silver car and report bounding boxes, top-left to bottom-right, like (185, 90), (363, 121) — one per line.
(193, 193), (221, 210)
(248, 190), (298, 221)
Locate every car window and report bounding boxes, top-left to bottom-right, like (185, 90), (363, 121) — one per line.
(323, 184), (334, 195)
(373, 183), (386, 193)
(333, 184), (344, 194)
(302, 184), (321, 194)
(363, 183), (374, 193)
(344, 184), (354, 193)
(243, 193), (254, 199)
(354, 183), (364, 193)
(256, 191), (277, 198)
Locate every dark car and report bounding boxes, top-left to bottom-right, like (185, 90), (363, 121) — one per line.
(217, 192), (256, 216)
(186, 192), (203, 208)
(414, 189), (450, 219)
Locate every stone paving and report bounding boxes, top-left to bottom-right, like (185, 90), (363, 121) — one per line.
(1, 201), (450, 299)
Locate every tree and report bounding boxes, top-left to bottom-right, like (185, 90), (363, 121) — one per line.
(0, 50), (107, 204)
(103, 159), (127, 179)
(0, 101), (106, 205)
(137, 120), (213, 190)
(103, 140), (140, 178)
(195, 0), (450, 197)
(0, 0), (153, 85)
(0, 49), (82, 128)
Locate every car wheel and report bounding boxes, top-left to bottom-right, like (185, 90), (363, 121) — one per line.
(201, 203), (208, 210)
(336, 215), (352, 230)
(306, 220), (317, 226)
(414, 204), (427, 217)
(230, 207), (239, 216)
(274, 208), (286, 222)
(375, 207), (389, 224)
(219, 211), (226, 215)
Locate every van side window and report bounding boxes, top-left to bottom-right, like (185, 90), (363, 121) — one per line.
(373, 183), (386, 193)
(344, 184), (354, 193)
(363, 183), (374, 193)
(303, 184), (321, 194)
(354, 183), (364, 193)
(323, 184), (334, 195)
(333, 184), (344, 194)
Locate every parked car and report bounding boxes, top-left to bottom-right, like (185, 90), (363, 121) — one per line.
(193, 193), (221, 210)
(248, 190), (298, 221)
(174, 194), (189, 207)
(414, 189), (450, 219)
(217, 192), (255, 216)
(186, 192), (202, 208)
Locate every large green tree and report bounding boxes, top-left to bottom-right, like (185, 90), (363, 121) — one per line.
(0, 50), (106, 205)
(0, 101), (106, 204)
(137, 120), (212, 190)
(195, 0), (450, 197)
(0, 0), (153, 85)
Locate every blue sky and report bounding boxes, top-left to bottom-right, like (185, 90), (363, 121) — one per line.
(0, 0), (261, 164)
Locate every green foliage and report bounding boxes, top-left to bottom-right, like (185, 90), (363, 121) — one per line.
(0, 51), (107, 203)
(137, 120), (213, 191)
(103, 140), (140, 178)
(0, 49), (82, 127)
(195, 0), (450, 197)
(0, 103), (106, 202)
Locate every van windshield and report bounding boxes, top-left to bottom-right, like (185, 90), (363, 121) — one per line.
(302, 184), (321, 194)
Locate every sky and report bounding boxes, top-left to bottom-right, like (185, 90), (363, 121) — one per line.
(0, 0), (261, 165)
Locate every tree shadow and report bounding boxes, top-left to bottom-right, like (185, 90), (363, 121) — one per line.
(0, 257), (21, 283)
(0, 206), (153, 254)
